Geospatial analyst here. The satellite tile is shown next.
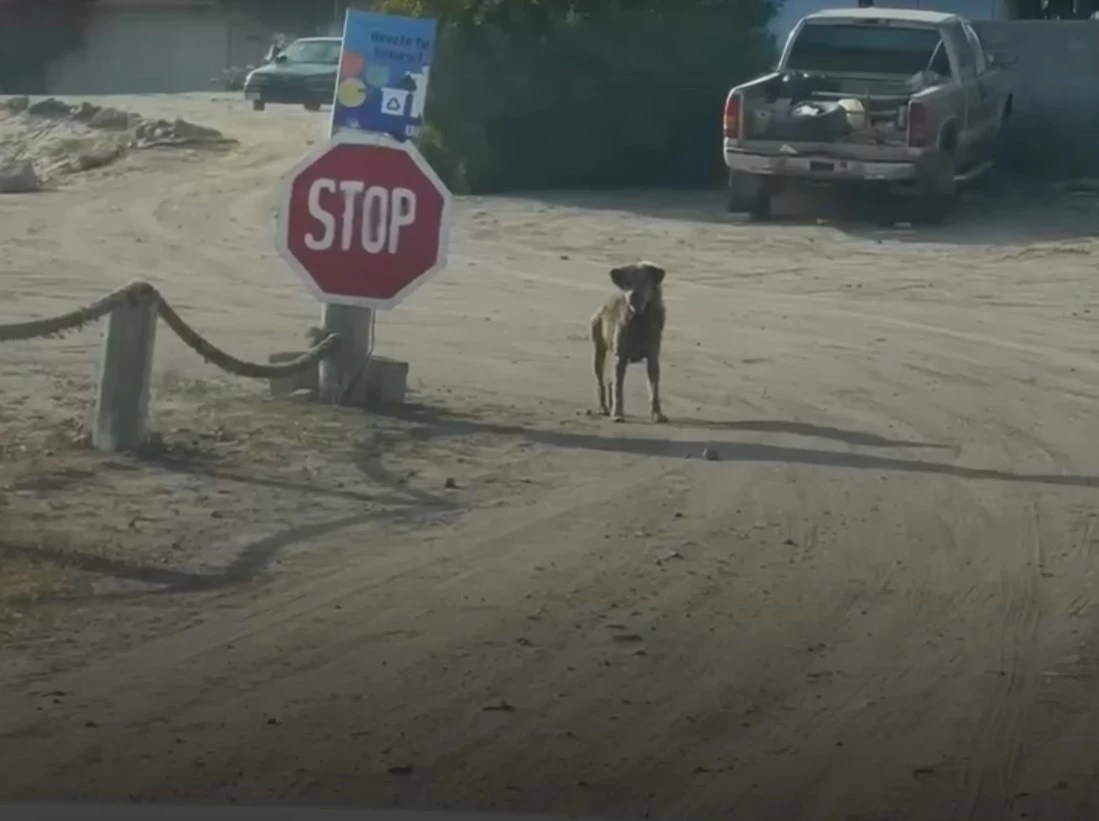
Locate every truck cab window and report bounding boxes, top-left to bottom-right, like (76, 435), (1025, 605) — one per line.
(941, 22), (975, 79)
(928, 41), (951, 77)
(786, 24), (944, 76)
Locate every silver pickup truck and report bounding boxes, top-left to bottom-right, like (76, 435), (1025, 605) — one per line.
(722, 8), (1013, 223)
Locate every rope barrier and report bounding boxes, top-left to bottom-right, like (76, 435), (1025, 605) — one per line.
(0, 280), (338, 378)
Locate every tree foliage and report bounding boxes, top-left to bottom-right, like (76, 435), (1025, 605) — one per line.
(373, 0), (778, 192)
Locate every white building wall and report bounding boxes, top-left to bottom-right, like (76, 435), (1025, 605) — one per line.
(46, 4), (270, 95)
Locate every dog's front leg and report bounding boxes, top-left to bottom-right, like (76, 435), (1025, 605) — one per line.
(646, 356), (668, 423)
(593, 343), (609, 417)
(611, 357), (629, 422)
(591, 318), (611, 416)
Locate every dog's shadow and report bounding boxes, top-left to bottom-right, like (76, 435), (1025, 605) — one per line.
(380, 404), (1096, 489)
(570, 417), (1095, 489)
(676, 418), (946, 450)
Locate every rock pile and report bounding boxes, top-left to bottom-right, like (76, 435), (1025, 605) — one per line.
(131, 117), (232, 149)
(0, 96), (235, 192)
(0, 159), (40, 193)
(5, 97), (231, 147)
(73, 103), (138, 130)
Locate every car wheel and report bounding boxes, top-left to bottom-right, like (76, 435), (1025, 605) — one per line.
(910, 156), (957, 225)
(974, 161), (1006, 197)
(251, 99), (266, 111)
(727, 170), (768, 216)
(748, 187), (773, 222)
(303, 102), (322, 112)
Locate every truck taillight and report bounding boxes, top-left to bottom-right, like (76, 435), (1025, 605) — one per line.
(723, 92), (742, 140)
(907, 101), (930, 147)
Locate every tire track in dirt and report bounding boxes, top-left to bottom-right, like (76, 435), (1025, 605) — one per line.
(0, 460), (674, 748)
(415, 487), (899, 812)
(962, 505), (1045, 820)
(646, 277), (1081, 819)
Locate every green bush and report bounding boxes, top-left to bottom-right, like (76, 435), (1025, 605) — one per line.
(377, 0), (778, 193)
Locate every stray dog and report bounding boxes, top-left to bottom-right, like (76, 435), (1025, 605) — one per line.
(590, 261), (668, 423)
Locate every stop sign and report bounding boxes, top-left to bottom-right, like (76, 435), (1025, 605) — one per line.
(276, 130), (453, 310)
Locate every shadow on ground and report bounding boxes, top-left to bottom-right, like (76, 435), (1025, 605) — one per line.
(512, 177), (1098, 247)
(6, 401), (1093, 606)
(0, 437), (461, 604)
(378, 403), (1097, 490)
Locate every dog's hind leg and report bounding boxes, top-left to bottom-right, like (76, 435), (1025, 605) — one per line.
(646, 355), (668, 423)
(592, 318), (610, 416)
(611, 356), (628, 422)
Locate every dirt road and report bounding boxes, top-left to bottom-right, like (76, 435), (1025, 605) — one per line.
(1, 94), (1097, 821)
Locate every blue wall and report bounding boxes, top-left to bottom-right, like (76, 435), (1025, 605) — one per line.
(974, 19), (1099, 176)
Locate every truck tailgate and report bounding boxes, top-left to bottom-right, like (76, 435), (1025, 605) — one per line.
(732, 140), (919, 164)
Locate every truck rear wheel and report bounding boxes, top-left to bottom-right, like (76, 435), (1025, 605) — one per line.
(910, 156), (957, 225)
(727, 171), (773, 221)
(749, 188), (772, 222)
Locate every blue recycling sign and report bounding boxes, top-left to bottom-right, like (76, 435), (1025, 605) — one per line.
(330, 9), (438, 140)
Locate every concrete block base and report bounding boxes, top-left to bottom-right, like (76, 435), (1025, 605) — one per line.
(358, 356), (409, 406)
(269, 352), (407, 407)
(268, 351), (319, 399)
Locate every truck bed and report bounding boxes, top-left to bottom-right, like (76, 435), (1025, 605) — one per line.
(737, 70), (939, 150)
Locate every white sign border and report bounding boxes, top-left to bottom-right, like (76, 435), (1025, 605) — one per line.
(275, 129), (454, 311)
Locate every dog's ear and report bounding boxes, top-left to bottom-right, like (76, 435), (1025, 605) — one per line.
(646, 264), (666, 285)
(609, 266), (631, 290)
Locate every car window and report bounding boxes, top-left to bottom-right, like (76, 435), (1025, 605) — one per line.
(961, 23), (987, 74)
(786, 23), (943, 76)
(941, 23), (974, 79)
(928, 41), (952, 78)
(280, 40), (341, 65)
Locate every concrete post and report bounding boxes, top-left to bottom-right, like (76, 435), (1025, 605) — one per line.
(317, 303), (373, 404)
(91, 291), (158, 451)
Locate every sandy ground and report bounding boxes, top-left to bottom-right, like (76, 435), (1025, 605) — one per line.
(0, 93), (1097, 821)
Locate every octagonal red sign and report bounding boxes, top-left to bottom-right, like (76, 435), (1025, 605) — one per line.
(276, 131), (453, 310)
